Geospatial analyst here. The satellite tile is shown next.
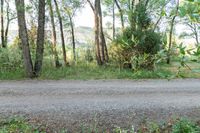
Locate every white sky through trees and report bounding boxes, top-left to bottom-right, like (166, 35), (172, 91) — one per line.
(74, 4), (94, 27)
(8, 0), (196, 45)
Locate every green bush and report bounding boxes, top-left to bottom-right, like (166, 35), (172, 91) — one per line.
(84, 48), (94, 62)
(172, 118), (200, 133)
(111, 1), (162, 70)
(0, 47), (23, 71)
(0, 117), (34, 133)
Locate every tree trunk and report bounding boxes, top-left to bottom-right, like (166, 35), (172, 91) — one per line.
(34, 0), (46, 76)
(187, 23), (199, 47)
(92, 0), (102, 65)
(167, 0), (179, 64)
(114, 0), (124, 30)
(5, 18), (16, 46)
(15, 0), (34, 78)
(87, 0), (108, 65)
(54, 0), (68, 66)
(48, 0), (60, 67)
(97, 0), (105, 63)
(153, 15), (162, 32)
(193, 24), (199, 46)
(104, 37), (109, 62)
(68, 14), (76, 62)
(4, 0), (16, 46)
(4, 0), (9, 46)
(1, 0), (5, 48)
(98, 0), (109, 62)
(112, 0), (115, 39)
(5, 20), (9, 47)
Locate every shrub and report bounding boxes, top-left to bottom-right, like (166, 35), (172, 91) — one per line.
(172, 118), (200, 133)
(112, 28), (161, 70)
(85, 48), (94, 62)
(111, 1), (162, 70)
(0, 47), (23, 71)
(0, 117), (33, 133)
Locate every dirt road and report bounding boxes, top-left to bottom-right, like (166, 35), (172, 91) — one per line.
(0, 79), (200, 131)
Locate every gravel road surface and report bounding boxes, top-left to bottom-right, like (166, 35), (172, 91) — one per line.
(0, 79), (200, 132)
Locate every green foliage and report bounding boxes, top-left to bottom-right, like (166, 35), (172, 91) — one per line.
(130, 2), (151, 30)
(174, 44), (200, 77)
(112, 1), (161, 70)
(1, 116), (200, 133)
(0, 61), (173, 80)
(112, 28), (161, 70)
(0, 117), (34, 133)
(39, 63), (174, 80)
(179, 0), (200, 22)
(192, 46), (200, 59)
(172, 118), (200, 133)
(0, 47), (23, 72)
(136, 30), (161, 55)
(84, 48), (94, 62)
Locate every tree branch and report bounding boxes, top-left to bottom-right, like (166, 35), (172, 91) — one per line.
(86, 0), (95, 13)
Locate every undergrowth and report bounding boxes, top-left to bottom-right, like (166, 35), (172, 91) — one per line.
(0, 117), (200, 133)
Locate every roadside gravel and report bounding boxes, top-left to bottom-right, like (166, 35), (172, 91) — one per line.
(0, 79), (200, 132)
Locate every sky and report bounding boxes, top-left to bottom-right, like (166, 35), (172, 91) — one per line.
(74, 4), (94, 28)
(9, 3), (95, 30)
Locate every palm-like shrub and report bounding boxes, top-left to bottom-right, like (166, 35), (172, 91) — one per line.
(112, 1), (162, 70)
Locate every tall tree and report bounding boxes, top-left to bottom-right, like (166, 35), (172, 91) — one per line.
(66, 11), (76, 62)
(48, 0), (60, 67)
(15, 0), (34, 77)
(87, 0), (101, 65)
(98, 0), (109, 62)
(187, 23), (199, 46)
(34, 0), (46, 76)
(114, 0), (124, 30)
(63, 0), (83, 63)
(103, 0), (116, 39)
(87, 0), (109, 65)
(5, 0), (17, 46)
(167, 0), (179, 64)
(1, 0), (5, 48)
(112, 0), (115, 39)
(54, 0), (68, 66)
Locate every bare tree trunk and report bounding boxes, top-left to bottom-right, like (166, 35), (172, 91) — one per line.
(153, 2), (169, 32)
(98, 0), (109, 63)
(4, 0), (9, 46)
(194, 24), (199, 46)
(34, 0), (46, 76)
(15, 0), (34, 78)
(87, 0), (108, 65)
(112, 0), (115, 39)
(54, 0), (68, 66)
(4, 0), (16, 46)
(94, 5), (102, 65)
(68, 14), (76, 62)
(167, 0), (179, 64)
(48, 0), (60, 67)
(87, 0), (102, 65)
(5, 17), (16, 46)
(187, 23), (199, 46)
(1, 0), (5, 48)
(153, 15), (162, 32)
(114, 0), (124, 30)
(97, 0), (105, 63)
(104, 37), (109, 62)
